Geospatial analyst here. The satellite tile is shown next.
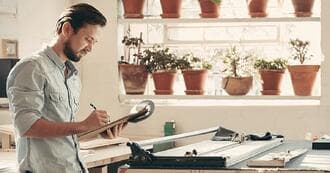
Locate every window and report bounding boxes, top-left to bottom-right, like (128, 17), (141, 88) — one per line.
(117, 0), (322, 105)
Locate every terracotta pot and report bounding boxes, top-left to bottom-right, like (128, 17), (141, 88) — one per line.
(119, 64), (148, 94)
(122, 0), (145, 18)
(288, 65), (320, 96)
(182, 69), (208, 95)
(261, 90), (281, 95)
(160, 0), (182, 18)
(222, 76), (253, 96)
(152, 70), (177, 95)
(259, 69), (285, 95)
(291, 0), (315, 17)
(199, 0), (220, 18)
(247, 0), (269, 17)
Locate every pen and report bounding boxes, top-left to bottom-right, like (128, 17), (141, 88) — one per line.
(90, 103), (97, 110)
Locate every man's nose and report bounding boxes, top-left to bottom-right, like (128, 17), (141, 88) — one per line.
(85, 43), (93, 52)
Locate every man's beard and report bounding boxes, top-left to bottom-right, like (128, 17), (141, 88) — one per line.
(63, 41), (81, 62)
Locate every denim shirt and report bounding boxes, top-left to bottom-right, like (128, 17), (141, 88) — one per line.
(6, 46), (87, 173)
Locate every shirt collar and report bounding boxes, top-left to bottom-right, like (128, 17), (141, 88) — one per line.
(44, 45), (66, 70)
(65, 60), (78, 77)
(44, 46), (78, 76)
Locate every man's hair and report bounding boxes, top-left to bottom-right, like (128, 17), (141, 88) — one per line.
(56, 3), (107, 34)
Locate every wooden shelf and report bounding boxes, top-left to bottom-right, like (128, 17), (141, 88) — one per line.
(118, 95), (321, 106)
(118, 16), (320, 24)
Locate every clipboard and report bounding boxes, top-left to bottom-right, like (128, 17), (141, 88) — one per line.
(78, 100), (155, 140)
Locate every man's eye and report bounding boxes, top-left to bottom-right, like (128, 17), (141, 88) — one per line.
(86, 37), (97, 44)
(86, 37), (93, 43)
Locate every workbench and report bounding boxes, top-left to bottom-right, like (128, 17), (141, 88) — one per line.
(0, 141), (150, 173)
(119, 140), (330, 173)
(0, 123), (151, 173)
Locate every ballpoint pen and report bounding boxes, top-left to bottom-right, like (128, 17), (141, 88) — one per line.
(90, 103), (97, 110)
(90, 103), (111, 122)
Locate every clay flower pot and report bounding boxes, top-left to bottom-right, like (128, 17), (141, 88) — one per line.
(199, 0), (220, 18)
(222, 76), (253, 96)
(152, 70), (177, 95)
(291, 0), (315, 17)
(247, 0), (269, 18)
(122, 0), (145, 18)
(288, 65), (320, 96)
(182, 69), (208, 95)
(119, 64), (148, 94)
(160, 0), (182, 18)
(259, 69), (285, 95)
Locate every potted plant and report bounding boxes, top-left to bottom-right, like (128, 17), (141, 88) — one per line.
(247, 0), (269, 18)
(215, 46), (256, 96)
(177, 53), (212, 95)
(199, 0), (221, 18)
(141, 44), (178, 95)
(254, 58), (287, 95)
(291, 0), (315, 17)
(118, 30), (148, 95)
(287, 38), (320, 96)
(160, 0), (182, 18)
(122, 0), (145, 18)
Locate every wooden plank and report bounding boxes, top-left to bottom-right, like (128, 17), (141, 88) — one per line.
(80, 137), (129, 150)
(0, 124), (14, 135)
(0, 151), (17, 173)
(247, 148), (308, 168)
(88, 166), (107, 173)
(1, 133), (10, 149)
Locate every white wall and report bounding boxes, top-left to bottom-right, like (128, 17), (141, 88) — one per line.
(0, 0), (69, 123)
(75, 0), (330, 141)
(17, 0), (70, 57)
(1, 0), (329, 140)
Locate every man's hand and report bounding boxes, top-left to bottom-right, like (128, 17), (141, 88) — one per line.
(100, 122), (128, 139)
(80, 110), (109, 131)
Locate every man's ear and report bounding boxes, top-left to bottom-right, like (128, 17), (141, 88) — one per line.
(62, 22), (73, 39)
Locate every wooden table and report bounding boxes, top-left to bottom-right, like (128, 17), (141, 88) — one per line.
(0, 124), (140, 173)
(0, 142), (144, 173)
(0, 124), (14, 150)
(0, 124), (151, 173)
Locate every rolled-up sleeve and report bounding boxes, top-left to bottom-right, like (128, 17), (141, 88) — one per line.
(7, 60), (46, 136)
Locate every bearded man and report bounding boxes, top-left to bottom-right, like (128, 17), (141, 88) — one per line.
(6, 3), (125, 173)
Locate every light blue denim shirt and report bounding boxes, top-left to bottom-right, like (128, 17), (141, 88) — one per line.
(6, 46), (87, 173)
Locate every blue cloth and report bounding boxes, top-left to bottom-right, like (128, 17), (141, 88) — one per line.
(7, 46), (87, 173)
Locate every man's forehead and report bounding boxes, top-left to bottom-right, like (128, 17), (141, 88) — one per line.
(78, 24), (101, 38)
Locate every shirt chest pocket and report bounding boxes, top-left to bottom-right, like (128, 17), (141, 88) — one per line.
(49, 92), (65, 103)
(46, 91), (71, 121)
(49, 91), (69, 103)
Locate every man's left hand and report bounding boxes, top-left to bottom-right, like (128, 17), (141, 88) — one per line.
(100, 122), (128, 139)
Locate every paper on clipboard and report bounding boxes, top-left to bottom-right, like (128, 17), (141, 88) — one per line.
(78, 100), (154, 140)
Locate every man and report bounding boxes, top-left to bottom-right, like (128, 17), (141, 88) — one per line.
(7, 3), (125, 173)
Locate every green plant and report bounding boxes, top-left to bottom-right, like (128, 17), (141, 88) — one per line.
(254, 58), (287, 70)
(176, 53), (212, 70)
(119, 29), (144, 65)
(289, 38), (313, 64)
(141, 44), (178, 73)
(211, 0), (221, 5)
(215, 46), (256, 77)
(199, 0), (221, 5)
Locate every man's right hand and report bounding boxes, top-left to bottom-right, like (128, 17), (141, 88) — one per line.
(80, 110), (109, 131)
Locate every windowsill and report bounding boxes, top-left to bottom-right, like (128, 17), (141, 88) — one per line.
(118, 16), (320, 24)
(118, 95), (320, 106)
